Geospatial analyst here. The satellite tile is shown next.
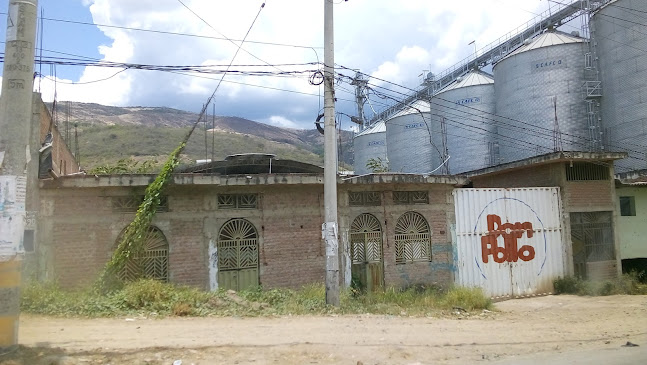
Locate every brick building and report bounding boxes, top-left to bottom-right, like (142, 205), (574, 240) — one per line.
(36, 160), (465, 291)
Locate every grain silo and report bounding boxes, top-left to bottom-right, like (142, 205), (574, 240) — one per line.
(431, 70), (496, 173)
(494, 31), (591, 163)
(593, 0), (647, 173)
(385, 99), (437, 174)
(353, 120), (387, 174)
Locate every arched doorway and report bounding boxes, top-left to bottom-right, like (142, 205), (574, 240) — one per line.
(217, 218), (259, 291)
(394, 211), (432, 264)
(117, 226), (169, 282)
(350, 213), (384, 291)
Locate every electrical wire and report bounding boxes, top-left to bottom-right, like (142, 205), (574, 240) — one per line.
(39, 68), (128, 84)
(31, 14), (323, 50)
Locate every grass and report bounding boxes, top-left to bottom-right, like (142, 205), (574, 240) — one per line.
(553, 273), (647, 296)
(76, 124), (337, 172)
(21, 279), (492, 318)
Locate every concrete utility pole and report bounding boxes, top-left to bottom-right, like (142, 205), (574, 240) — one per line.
(323, 0), (339, 306)
(0, 0), (38, 349)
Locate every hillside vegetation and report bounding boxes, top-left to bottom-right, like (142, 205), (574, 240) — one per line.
(51, 102), (353, 171)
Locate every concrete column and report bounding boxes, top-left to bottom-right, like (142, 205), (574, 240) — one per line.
(0, 0), (39, 349)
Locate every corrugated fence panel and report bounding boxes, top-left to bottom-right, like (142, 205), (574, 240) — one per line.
(453, 188), (565, 299)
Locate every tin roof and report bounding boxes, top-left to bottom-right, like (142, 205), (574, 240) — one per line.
(436, 70), (494, 93)
(497, 31), (585, 64)
(356, 120), (386, 137)
(388, 99), (430, 119)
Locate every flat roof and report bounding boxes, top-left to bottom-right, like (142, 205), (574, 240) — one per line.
(464, 151), (627, 178)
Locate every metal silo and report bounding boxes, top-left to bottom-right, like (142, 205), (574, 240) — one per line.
(385, 99), (437, 174)
(594, 0), (647, 172)
(353, 121), (387, 174)
(494, 31), (591, 163)
(432, 70), (496, 173)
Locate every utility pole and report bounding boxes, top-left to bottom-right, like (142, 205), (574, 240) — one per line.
(323, 0), (339, 306)
(0, 0), (38, 349)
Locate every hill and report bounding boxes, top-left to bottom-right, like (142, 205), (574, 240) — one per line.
(49, 102), (354, 171)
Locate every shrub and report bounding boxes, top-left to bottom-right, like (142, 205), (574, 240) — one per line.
(553, 274), (647, 296)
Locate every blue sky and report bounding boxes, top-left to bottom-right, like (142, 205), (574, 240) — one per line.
(0, 0), (568, 129)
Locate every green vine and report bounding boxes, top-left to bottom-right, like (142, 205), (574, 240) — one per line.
(97, 143), (185, 290)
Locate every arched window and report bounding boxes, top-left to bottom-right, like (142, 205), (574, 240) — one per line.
(117, 226), (169, 282)
(394, 211), (431, 264)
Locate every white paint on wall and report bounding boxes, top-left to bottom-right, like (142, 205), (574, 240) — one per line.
(208, 239), (219, 291)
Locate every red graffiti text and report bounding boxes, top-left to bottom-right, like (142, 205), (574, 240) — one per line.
(481, 214), (536, 263)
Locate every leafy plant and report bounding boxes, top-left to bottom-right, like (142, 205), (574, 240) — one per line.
(97, 143), (185, 290)
(366, 157), (388, 173)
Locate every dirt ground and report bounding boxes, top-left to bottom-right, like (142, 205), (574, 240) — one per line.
(1, 294), (646, 365)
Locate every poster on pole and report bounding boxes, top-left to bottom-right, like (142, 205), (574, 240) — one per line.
(0, 176), (26, 259)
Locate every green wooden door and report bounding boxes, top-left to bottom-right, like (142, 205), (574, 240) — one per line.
(350, 214), (384, 291)
(217, 219), (259, 291)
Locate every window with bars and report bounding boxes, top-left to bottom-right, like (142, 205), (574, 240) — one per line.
(393, 191), (429, 205)
(348, 191), (382, 206)
(217, 194), (258, 209)
(112, 196), (169, 212)
(565, 162), (609, 181)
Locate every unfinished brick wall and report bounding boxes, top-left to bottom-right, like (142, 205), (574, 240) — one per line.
(471, 164), (560, 188)
(339, 184), (455, 289)
(564, 181), (614, 210)
(37, 98), (79, 175)
(39, 177), (458, 291)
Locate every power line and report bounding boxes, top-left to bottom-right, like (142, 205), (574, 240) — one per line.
(0, 12), (324, 50)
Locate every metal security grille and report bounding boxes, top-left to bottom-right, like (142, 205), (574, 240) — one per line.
(394, 212), (431, 264)
(393, 191), (429, 204)
(112, 196), (168, 212)
(350, 214), (382, 264)
(565, 162), (609, 181)
(119, 226), (169, 282)
(217, 194), (258, 209)
(348, 191), (381, 206)
(217, 219), (259, 271)
(570, 211), (615, 278)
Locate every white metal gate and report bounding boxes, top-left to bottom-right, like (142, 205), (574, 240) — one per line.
(453, 188), (565, 299)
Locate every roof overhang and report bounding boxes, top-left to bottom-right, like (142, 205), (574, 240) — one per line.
(464, 151), (627, 179)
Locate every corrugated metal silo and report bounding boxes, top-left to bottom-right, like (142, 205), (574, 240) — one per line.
(353, 121), (387, 175)
(594, 0), (647, 172)
(494, 31), (591, 163)
(385, 100), (437, 174)
(432, 70), (496, 173)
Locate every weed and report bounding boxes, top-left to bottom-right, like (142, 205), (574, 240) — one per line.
(22, 280), (494, 318)
(553, 274), (647, 296)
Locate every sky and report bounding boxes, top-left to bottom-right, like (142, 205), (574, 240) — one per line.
(0, 0), (578, 130)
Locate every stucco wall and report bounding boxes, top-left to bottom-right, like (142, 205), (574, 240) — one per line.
(616, 186), (647, 260)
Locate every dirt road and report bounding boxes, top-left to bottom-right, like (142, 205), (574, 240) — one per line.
(2, 294), (646, 364)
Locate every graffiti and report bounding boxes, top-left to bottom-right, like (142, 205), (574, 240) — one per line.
(481, 214), (536, 264)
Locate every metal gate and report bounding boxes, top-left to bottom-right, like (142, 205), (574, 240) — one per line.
(217, 219), (259, 291)
(350, 214), (384, 291)
(119, 226), (169, 282)
(454, 188), (565, 298)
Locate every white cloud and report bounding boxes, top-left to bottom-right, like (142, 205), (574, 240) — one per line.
(34, 0), (557, 128)
(264, 116), (299, 129)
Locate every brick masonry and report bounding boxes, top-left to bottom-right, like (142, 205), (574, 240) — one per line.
(38, 179), (458, 290)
